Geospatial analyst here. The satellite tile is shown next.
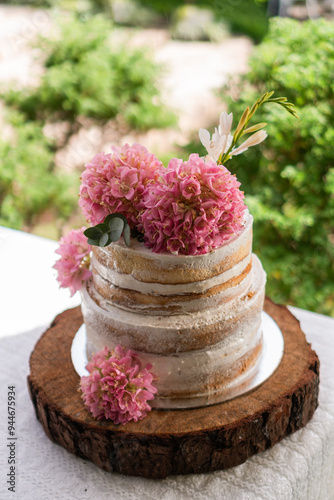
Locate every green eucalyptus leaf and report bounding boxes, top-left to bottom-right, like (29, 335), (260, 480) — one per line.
(116, 213), (129, 225)
(87, 238), (99, 246)
(84, 226), (104, 239)
(103, 213), (117, 225)
(109, 217), (124, 233)
(85, 213), (132, 248)
(99, 233), (109, 247)
(123, 223), (131, 246)
(109, 219), (124, 242)
(104, 213), (129, 226)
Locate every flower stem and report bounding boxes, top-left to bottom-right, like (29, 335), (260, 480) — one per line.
(218, 91), (298, 165)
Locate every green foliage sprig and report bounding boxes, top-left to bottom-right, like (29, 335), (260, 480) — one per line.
(84, 214), (131, 247)
(220, 91), (298, 164)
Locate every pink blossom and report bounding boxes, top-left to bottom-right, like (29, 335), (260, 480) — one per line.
(140, 154), (246, 255)
(80, 345), (157, 425)
(53, 227), (92, 296)
(79, 144), (163, 228)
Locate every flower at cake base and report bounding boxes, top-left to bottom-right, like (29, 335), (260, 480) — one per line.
(80, 345), (157, 425)
(79, 144), (163, 228)
(53, 227), (92, 296)
(140, 154), (246, 255)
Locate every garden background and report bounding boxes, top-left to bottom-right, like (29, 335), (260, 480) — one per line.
(0, 0), (333, 316)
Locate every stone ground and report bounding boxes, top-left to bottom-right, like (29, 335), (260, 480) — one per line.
(0, 5), (253, 170)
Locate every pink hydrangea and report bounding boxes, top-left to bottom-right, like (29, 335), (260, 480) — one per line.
(80, 345), (157, 425)
(140, 154), (246, 255)
(53, 227), (92, 296)
(79, 144), (163, 228)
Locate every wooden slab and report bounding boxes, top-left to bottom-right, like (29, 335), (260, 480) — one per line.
(28, 298), (319, 479)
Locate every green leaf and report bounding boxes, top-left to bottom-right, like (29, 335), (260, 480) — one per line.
(105, 212), (129, 226)
(99, 233), (109, 247)
(123, 223), (131, 246)
(243, 122), (267, 134)
(87, 238), (99, 246)
(84, 213), (131, 247)
(84, 225), (104, 239)
(109, 217), (124, 241)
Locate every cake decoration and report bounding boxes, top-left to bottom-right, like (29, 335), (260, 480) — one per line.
(78, 143), (163, 227)
(53, 227), (92, 297)
(80, 345), (157, 425)
(53, 91), (297, 424)
(139, 154), (246, 255)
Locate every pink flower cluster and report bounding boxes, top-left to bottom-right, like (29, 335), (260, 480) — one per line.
(140, 154), (246, 255)
(79, 143), (163, 228)
(53, 227), (92, 296)
(80, 345), (157, 425)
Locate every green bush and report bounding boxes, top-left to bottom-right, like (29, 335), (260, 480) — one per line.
(136, 0), (268, 41)
(221, 18), (334, 316)
(0, 112), (78, 232)
(3, 15), (175, 130)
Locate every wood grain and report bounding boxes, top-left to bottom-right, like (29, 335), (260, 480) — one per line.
(28, 298), (320, 479)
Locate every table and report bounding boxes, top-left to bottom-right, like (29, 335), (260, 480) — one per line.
(0, 226), (334, 500)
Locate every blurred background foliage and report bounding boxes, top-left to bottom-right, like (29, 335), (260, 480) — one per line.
(0, 13), (175, 236)
(6, 0), (269, 42)
(219, 18), (334, 316)
(2, 15), (175, 127)
(0, 1), (333, 315)
(0, 110), (78, 232)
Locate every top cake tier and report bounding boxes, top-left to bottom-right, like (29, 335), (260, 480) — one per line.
(90, 214), (253, 316)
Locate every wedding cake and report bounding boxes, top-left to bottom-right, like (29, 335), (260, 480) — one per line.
(54, 92), (296, 423)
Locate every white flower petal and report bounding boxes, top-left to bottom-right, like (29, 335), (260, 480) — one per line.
(231, 130), (267, 156)
(223, 133), (233, 153)
(199, 127), (225, 161)
(212, 127), (220, 142)
(199, 128), (211, 149)
(219, 112), (233, 136)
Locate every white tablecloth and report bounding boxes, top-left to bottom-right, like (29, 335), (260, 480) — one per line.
(1, 227), (334, 500)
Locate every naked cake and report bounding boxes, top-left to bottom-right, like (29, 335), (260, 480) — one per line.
(53, 91), (297, 423)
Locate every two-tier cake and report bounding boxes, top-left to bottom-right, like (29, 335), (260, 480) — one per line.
(54, 92), (297, 423)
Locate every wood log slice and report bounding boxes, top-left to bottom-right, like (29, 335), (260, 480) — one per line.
(27, 298), (320, 479)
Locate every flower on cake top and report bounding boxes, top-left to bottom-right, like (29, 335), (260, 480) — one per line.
(72, 92), (298, 257)
(199, 111), (234, 162)
(80, 345), (157, 425)
(53, 227), (92, 296)
(199, 111), (267, 163)
(140, 154), (246, 255)
(79, 143), (163, 228)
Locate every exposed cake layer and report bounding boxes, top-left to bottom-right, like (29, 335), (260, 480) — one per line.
(91, 255), (252, 315)
(91, 213), (253, 285)
(82, 254), (265, 355)
(90, 214), (253, 315)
